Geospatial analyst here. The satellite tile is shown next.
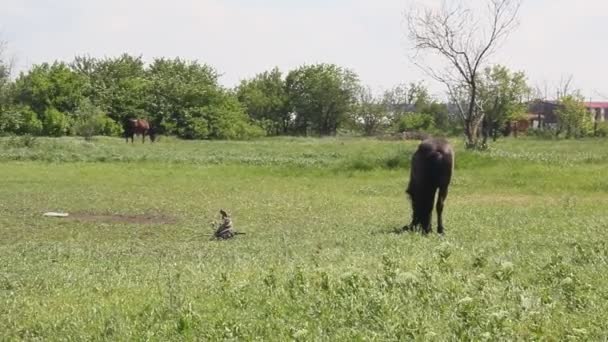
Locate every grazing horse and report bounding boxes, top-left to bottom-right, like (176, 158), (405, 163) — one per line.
(404, 137), (454, 234)
(125, 119), (156, 143)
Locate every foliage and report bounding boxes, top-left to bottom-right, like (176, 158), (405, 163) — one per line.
(73, 99), (120, 140)
(350, 86), (388, 136)
(596, 122), (608, 138)
(236, 67), (290, 135)
(396, 112), (436, 132)
(204, 94), (265, 140)
(176, 108), (210, 140)
(14, 62), (87, 116)
(478, 65), (531, 142)
(73, 54), (148, 124)
(41, 107), (70, 136)
(421, 101), (450, 131)
(0, 105), (43, 135)
(146, 58), (223, 136)
(555, 94), (593, 138)
(380, 83), (449, 132)
(286, 63), (359, 135)
(73, 55), (262, 140)
(5, 134), (38, 148)
(0, 41), (11, 114)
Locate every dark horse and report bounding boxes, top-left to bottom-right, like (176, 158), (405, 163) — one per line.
(124, 119), (156, 143)
(404, 137), (454, 234)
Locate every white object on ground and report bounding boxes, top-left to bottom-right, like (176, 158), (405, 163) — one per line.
(43, 212), (69, 217)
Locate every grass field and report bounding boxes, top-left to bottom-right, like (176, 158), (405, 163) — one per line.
(1, 136), (608, 340)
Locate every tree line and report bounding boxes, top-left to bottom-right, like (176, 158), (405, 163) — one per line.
(0, 51), (528, 140)
(0, 50), (595, 143)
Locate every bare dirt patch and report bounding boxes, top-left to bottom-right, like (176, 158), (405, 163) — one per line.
(66, 212), (177, 225)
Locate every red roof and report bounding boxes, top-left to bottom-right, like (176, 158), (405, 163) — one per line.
(584, 102), (608, 109)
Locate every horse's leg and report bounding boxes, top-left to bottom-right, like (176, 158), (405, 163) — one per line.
(436, 185), (448, 235)
(403, 188), (417, 232)
(421, 190), (435, 235)
(403, 215), (418, 232)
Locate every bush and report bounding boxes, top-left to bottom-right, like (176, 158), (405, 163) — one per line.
(396, 112), (435, 133)
(73, 100), (120, 140)
(100, 116), (123, 136)
(528, 128), (559, 140)
(596, 122), (608, 137)
(204, 97), (266, 140)
(6, 134), (38, 148)
(178, 115), (210, 140)
(0, 106), (43, 135)
(42, 108), (70, 136)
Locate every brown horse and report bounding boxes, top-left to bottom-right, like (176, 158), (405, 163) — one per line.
(404, 138), (454, 235)
(125, 119), (156, 143)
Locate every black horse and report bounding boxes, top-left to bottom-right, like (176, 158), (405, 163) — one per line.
(404, 138), (454, 234)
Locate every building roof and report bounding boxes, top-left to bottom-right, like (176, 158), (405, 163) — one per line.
(584, 102), (608, 109)
(531, 99), (608, 109)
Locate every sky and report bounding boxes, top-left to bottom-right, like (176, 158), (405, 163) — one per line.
(1, 0), (607, 100)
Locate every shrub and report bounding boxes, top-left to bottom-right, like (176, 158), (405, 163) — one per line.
(528, 128), (559, 140)
(204, 99), (266, 140)
(396, 112), (435, 133)
(0, 105), (43, 135)
(100, 116), (122, 136)
(73, 100), (119, 140)
(595, 122), (608, 137)
(6, 134), (38, 148)
(42, 108), (70, 136)
(178, 115), (210, 140)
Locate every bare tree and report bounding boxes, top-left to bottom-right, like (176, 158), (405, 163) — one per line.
(405, 0), (522, 148)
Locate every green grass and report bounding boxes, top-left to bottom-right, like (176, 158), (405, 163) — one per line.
(1, 136), (608, 340)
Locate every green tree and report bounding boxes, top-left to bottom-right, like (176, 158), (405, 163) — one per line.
(421, 102), (449, 131)
(555, 94), (592, 138)
(478, 65), (530, 143)
(146, 58), (263, 139)
(14, 62), (87, 118)
(381, 84), (415, 123)
(286, 64), (359, 135)
(146, 57), (220, 134)
(205, 93), (265, 140)
(396, 112), (436, 132)
(236, 67), (290, 135)
(381, 83), (449, 131)
(0, 41), (11, 115)
(350, 86), (388, 136)
(72, 54), (148, 124)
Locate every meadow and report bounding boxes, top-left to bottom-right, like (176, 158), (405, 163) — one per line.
(1, 136), (608, 340)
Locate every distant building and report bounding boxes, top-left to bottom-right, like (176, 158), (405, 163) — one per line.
(586, 102), (608, 123)
(525, 100), (608, 129)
